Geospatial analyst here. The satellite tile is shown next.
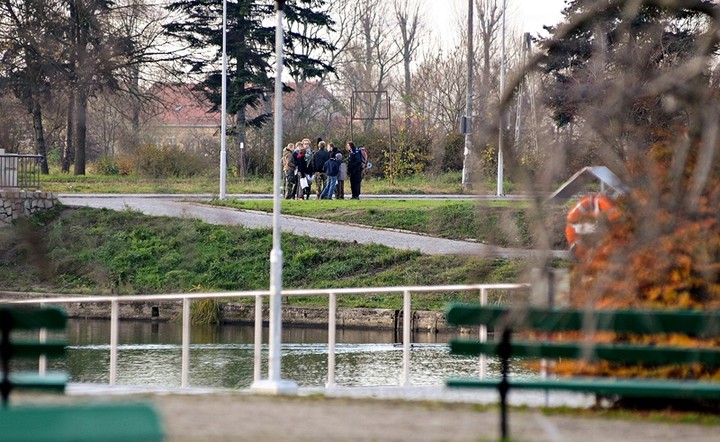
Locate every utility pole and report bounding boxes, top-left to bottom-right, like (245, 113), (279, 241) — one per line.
(497, 0), (507, 197)
(461, 0), (474, 189)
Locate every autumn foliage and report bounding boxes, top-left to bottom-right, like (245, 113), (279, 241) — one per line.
(569, 134), (720, 309)
(552, 131), (720, 380)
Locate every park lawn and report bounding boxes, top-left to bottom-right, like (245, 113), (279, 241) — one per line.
(39, 172), (480, 195)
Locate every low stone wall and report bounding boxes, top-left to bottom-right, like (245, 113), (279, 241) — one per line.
(0, 292), (455, 333)
(0, 190), (58, 225)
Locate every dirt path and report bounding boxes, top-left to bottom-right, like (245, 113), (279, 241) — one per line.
(14, 390), (717, 441)
(153, 393), (716, 442)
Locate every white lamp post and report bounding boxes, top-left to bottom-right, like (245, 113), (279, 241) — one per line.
(219, 0), (228, 200)
(250, 0), (297, 395)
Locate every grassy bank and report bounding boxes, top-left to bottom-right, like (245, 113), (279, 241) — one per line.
(212, 198), (568, 249)
(0, 206), (539, 310)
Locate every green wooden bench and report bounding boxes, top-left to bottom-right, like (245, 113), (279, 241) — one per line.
(445, 304), (720, 440)
(0, 306), (164, 441)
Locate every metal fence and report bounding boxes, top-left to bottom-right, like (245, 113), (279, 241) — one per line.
(0, 153), (44, 190)
(0, 283), (529, 390)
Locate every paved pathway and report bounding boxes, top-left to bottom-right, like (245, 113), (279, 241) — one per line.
(58, 194), (569, 259)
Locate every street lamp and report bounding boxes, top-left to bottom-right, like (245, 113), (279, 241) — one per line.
(219, 0), (228, 199)
(250, 0), (298, 395)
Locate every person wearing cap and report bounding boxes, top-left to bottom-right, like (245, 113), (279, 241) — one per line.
(319, 152), (341, 199)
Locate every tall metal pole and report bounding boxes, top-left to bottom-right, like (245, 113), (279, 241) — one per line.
(251, 0), (297, 395)
(497, 0), (507, 196)
(461, 0), (474, 189)
(219, 0), (228, 200)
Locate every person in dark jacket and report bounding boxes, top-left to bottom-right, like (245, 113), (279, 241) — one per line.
(312, 141), (330, 199)
(292, 143), (307, 200)
(319, 153), (341, 199)
(346, 141), (363, 199)
(327, 142), (340, 162)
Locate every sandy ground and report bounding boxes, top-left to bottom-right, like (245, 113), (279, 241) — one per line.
(13, 391), (718, 442)
(151, 393), (718, 442)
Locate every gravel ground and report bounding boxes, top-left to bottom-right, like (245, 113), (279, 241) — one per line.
(12, 390), (719, 442)
(152, 393), (719, 442)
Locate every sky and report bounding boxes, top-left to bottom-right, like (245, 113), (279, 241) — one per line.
(423, 0), (567, 49)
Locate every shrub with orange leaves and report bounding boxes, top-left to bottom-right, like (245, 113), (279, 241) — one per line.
(569, 135), (720, 309)
(552, 133), (720, 381)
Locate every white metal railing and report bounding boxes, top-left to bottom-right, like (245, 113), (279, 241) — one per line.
(0, 283), (529, 389)
(0, 151), (44, 190)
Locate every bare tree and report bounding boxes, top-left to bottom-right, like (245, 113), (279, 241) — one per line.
(393, 0), (425, 122)
(89, 0), (183, 157)
(335, 0), (403, 132)
(413, 45), (467, 135)
(0, 0), (68, 173)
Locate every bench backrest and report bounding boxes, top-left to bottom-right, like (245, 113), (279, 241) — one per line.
(0, 306), (68, 406)
(446, 304), (720, 366)
(447, 304), (720, 337)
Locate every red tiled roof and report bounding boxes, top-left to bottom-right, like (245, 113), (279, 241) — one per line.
(146, 83), (220, 128)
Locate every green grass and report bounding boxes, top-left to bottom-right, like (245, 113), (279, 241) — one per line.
(39, 173), (273, 194)
(39, 171), (488, 195)
(0, 206), (534, 310)
(211, 198), (568, 249)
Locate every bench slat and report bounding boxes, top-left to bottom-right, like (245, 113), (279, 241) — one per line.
(450, 340), (720, 366)
(8, 341), (66, 359)
(9, 372), (68, 393)
(0, 403), (163, 442)
(446, 377), (720, 399)
(446, 304), (720, 337)
(0, 307), (67, 331)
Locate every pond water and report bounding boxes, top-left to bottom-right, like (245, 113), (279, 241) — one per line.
(39, 319), (535, 389)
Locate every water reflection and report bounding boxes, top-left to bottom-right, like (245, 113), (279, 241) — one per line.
(55, 319), (532, 388)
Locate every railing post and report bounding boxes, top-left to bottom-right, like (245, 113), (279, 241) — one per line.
(38, 303), (46, 376)
(327, 292), (337, 388)
(181, 298), (191, 388)
(402, 290), (411, 387)
(254, 294), (263, 382)
(479, 287), (488, 379)
(110, 300), (118, 385)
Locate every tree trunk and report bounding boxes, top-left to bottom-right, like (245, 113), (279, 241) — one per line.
(235, 106), (246, 176)
(63, 91), (75, 174)
(74, 88), (88, 175)
(130, 64), (141, 150)
(31, 97), (49, 174)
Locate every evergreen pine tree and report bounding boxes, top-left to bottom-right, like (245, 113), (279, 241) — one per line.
(164, 0), (335, 173)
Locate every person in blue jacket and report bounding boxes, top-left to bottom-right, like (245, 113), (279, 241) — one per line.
(319, 153), (341, 199)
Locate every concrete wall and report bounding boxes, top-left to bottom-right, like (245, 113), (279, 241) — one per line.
(0, 190), (58, 225)
(0, 292), (457, 333)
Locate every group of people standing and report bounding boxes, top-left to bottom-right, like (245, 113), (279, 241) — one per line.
(282, 138), (366, 200)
